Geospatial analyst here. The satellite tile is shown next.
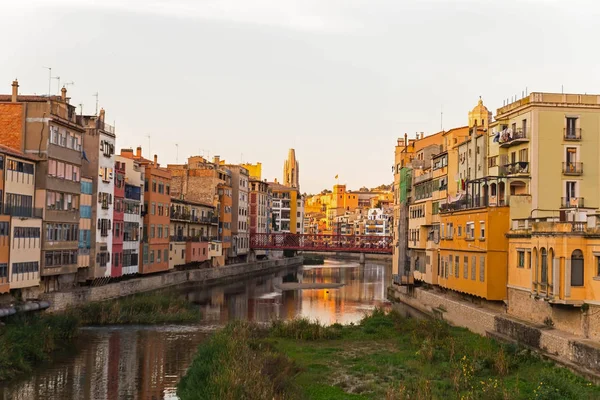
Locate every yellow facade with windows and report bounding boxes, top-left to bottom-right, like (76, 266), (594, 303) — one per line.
(438, 206), (510, 300)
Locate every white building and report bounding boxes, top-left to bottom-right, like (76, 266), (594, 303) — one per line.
(365, 208), (392, 236)
(117, 154), (143, 276)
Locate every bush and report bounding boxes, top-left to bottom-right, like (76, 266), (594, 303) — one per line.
(0, 313), (80, 382)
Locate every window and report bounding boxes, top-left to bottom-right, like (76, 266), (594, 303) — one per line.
(471, 256), (476, 280)
(5, 193), (33, 217)
(527, 251), (532, 269)
(152, 180), (157, 192)
(540, 248), (548, 284)
(466, 222), (474, 239)
(519, 148), (528, 163)
(447, 223), (454, 239)
(99, 219), (111, 237)
(463, 256), (468, 279)
(566, 117), (578, 137)
(440, 224), (445, 239)
(479, 256), (485, 282)
(566, 181), (577, 200)
(0, 263), (7, 278)
(517, 250), (525, 268)
(166, 185), (170, 195)
(157, 249), (161, 263)
(151, 202), (156, 215)
(488, 156), (498, 168)
(571, 250), (584, 287)
(164, 226), (169, 238)
(150, 225), (155, 238)
(164, 249), (168, 262)
(150, 250), (154, 264)
(596, 255), (600, 277)
(454, 256), (459, 277)
(479, 221), (485, 239)
(457, 225), (462, 237)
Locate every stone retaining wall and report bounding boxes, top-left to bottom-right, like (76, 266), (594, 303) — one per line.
(42, 257), (302, 312)
(390, 285), (600, 377)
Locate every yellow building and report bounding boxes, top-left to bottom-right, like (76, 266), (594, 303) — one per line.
(438, 206), (509, 300)
(241, 162), (262, 180)
(269, 181), (303, 234)
(500, 92), (600, 338)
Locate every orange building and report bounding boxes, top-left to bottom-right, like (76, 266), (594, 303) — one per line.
(121, 148), (171, 274)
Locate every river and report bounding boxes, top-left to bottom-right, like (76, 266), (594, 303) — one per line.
(1, 259), (394, 400)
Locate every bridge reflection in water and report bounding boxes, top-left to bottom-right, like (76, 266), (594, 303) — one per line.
(250, 233), (393, 254)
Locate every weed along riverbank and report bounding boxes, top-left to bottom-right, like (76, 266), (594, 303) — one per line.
(0, 291), (200, 382)
(178, 309), (600, 400)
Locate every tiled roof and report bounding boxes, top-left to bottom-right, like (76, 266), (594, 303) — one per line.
(0, 94), (62, 102)
(0, 144), (38, 161)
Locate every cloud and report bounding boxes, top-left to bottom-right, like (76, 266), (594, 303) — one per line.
(15, 0), (362, 33)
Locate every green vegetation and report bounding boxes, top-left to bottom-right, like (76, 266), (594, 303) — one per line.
(302, 255), (325, 266)
(178, 309), (600, 400)
(0, 291), (200, 382)
(67, 291), (201, 325)
(0, 313), (79, 381)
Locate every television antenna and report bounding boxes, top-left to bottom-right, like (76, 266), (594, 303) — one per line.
(93, 92), (99, 115)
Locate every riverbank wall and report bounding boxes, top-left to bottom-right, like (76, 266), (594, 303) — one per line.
(301, 252), (391, 263)
(389, 284), (600, 381)
(42, 257), (302, 312)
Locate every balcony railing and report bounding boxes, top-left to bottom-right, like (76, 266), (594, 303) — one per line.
(500, 162), (529, 176)
(170, 235), (211, 242)
(1, 206), (43, 218)
(562, 162), (583, 175)
(499, 128), (528, 148)
(564, 128), (581, 141)
(561, 197), (584, 208)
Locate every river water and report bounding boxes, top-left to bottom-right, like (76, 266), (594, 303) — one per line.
(1, 259), (393, 400)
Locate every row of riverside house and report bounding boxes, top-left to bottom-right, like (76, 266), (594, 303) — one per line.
(0, 80), (303, 300)
(393, 93), (600, 339)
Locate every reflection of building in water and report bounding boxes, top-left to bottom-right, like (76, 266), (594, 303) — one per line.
(2, 328), (205, 400)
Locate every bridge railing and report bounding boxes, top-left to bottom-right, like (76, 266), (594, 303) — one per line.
(250, 233), (393, 254)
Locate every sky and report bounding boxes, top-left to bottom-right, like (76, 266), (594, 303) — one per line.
(1, 0), (600, 194)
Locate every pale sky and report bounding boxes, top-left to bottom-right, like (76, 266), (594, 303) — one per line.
(2, 0), (600, 194)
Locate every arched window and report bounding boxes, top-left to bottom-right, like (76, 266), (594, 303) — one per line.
(540, 248), (548, 284)
(491, 183), (497, 196)
(571, 250), (584, 287)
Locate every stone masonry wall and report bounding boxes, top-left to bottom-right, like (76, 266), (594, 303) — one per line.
(390, 285), (600, 376)
(42, 257), (302, 312)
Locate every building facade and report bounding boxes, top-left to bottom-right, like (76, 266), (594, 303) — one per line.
(0, 146), (42, 296)
(0, 82), (84, 292)
(112, 159), (125, 277)
(117, 152), (143, 276)
(80, 111), (116, 281)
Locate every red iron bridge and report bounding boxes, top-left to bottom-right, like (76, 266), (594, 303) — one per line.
(249, 233), (393, 254)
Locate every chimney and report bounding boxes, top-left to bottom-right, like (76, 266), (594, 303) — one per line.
(154, 154), (158, 167)
(404, 133), (408, 152)
(213, 155), (220, 165)
(136, 146), (142, 158)
(11, 80), (18, 103)
(61, 86), (67, 102)
(99, 108), (105, 121)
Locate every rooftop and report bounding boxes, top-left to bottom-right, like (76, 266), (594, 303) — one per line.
(0, 144), (38, 162)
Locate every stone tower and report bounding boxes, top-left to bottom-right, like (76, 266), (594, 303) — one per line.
(283, 148), (300, 189)
(468, 97), (492, 130)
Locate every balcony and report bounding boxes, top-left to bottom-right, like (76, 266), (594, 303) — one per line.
(561, 197), (584, 208)
(564, 128), (581, 141)
(562, 162), (583, 176)
(1, 206), (43, 218)
(500, 162), (529, 176)
(499, 128), (528, 148)
(171, 208), (191, 221)
(414, 171), (432, 184)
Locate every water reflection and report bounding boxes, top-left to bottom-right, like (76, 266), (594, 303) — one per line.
(2, 260), (391, 400)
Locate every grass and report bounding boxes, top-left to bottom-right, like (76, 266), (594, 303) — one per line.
(178, 309), (600, 400)
(0, 290), (200, 382)
(0, 313), (79, 382)
(66, 291), (202, 325)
